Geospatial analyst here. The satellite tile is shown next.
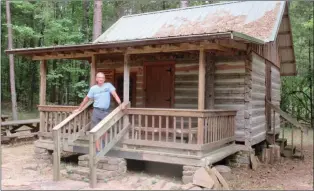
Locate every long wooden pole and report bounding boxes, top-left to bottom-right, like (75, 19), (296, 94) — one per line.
(197, 48), (205, 144)
(123, 53), (130, 103)
(123, 53), (130, 142)
(39, 60), (47, 138)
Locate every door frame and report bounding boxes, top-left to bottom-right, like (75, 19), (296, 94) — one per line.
(114, 72), (137, 107)
(143, 61), (175, 108)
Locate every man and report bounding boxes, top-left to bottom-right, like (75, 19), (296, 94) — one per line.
(73, 72), (123, 151)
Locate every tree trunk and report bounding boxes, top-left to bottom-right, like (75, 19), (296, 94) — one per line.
(5, 0), (18, 120)
(93, 0), (103, 41)
(180, 0), (189, 8)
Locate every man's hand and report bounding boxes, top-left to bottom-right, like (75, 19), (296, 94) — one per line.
(120, 103), (125, 111)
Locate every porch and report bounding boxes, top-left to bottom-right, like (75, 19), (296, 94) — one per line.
(30, 39), (248, 188)
(36, 103), (237, 159)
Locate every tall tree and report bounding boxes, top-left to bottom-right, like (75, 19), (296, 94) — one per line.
(93, 0), (102, 41)
(5, 0), (18, 120)
(180, 0), (189, 8)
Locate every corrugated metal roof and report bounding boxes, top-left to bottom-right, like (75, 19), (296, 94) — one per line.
(94, 1), (285, 44)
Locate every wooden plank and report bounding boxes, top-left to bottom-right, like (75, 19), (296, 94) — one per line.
(126, 42), (230, 55)
(145, 115), (148, 140)
(89, 133), (96, 188)
(181, 117), (184, 143)
(122, 139), (201, 150)
(53, 129), (61, 181)
(173, 117), (176, 142)
(1, 119), (40, 126)
(40, 60), (47, 105)
(152, 116), (155, 141)
(166, 116), (169, 142)
(156, 116), (161, 141)
(38, 105), (77, 112)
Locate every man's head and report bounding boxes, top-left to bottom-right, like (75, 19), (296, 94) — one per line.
(96, 72), (105, 85)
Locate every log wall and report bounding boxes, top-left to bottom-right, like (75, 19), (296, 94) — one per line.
(250, 53), (267, 145)
(96, 53), (200, 110)
(213, 56), (246, 142)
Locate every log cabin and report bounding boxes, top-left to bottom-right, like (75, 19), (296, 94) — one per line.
(6, 1), (304, 188)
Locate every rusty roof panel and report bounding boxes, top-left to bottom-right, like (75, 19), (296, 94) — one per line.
(94, 1), (285, 44)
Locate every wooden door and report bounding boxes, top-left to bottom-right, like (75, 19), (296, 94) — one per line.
(144, 62), (175, 140)
(144, 62), (174, 108)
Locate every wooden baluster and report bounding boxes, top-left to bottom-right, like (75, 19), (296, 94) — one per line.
(119, 118), (122, 132)
(159, 116), (161, 142)
(110, 125), (113, 142)
(145, 115), (148, 140)
(173, 117), (176, 143)
(181, 117), (184, 143)
(188, 117), (192, 144)
(204, 117), (208, 143)
(291, 126), (294, 154)
(139, 115), (142, 140)
(210, 117), (213, 142)
(214, 117), (217, 142)
(82, 110), (86, 132)
(132, 115), (135, 139)
(105, 130), (109, 145)
(73, 116), (77, 140)
(152, 116), (155, 141)
(45, 112), (49, 132)
(166, 116), (169, 142)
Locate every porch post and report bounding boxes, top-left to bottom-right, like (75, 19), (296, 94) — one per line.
(123, 53), (130, 104)
(123, 53), (130, 143)
(198, 48), (205, 144)
(90, 55), (96, 87)
(39, 60), (47, 138)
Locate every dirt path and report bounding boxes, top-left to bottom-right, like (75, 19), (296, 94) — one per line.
(229, 144), (313, 190)
(1, 141), (313, 190)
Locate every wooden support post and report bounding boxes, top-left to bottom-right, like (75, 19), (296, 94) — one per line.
(123, 53), (130, 142)
(39, 60), (47, 139)
(53, 129), (61, 181)
(197, 48), (205, 144)
(123, 53), (130, 104)
(90, 55), (96, 87)
(89, 133), (96, 188)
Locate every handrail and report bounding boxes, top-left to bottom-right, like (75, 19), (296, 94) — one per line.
(127, 108), (237, 117)
(89, 102), (130, 188)
(90, 102), (129, 136)
(52, 101), (93, 131)
(266, 100), (307, 133)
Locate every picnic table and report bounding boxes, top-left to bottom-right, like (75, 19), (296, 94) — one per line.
(1, 118), (40, 137)
(1, 115), (9, 122)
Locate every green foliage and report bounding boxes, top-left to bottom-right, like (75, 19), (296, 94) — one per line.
(1, 0), (312, 126)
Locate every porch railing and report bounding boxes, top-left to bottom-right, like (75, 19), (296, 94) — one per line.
(38, 105), (92, 138)
(123, 108), (236, 152)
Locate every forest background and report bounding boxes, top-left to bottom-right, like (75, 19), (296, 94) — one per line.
(1, 0), (313, 128)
